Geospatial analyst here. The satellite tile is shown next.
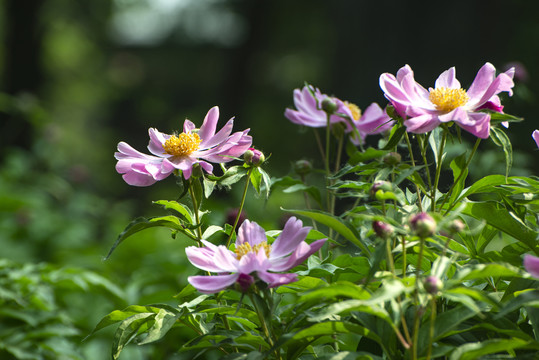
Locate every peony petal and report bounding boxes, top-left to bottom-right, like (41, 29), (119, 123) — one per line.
(236, 220), (267, 247)
(524, 254), (539, 279)
(147, 128), (169, 156)
(457, 112), (490, 139)
(467, 62), (497, 102)
(186, 246), (226, 273)
(197, 106), (220, 145)
(256, 271), (297, 288)
(269, 239), (326, 272)
(435, 67), (461, 89)
(188, 274), (239, 294)
(271, 217), (311, 258)
(403, 114), (441, 133)
(532, 130), (539, 148)
(438, 107), (472, 125)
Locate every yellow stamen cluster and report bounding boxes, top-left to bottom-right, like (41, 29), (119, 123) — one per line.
(345, 101), (361, 121)
(429, 87), (469, 113)
(162, 132), (201, 157)
(235, 241), (272, 260)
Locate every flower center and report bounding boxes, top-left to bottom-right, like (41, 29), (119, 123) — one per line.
(162, 132), (201, 157)
(429, 87), (469, 113)
(345, 101), (361, 121)
(235, 241), (271, 260)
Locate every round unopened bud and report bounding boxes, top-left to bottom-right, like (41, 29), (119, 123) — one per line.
(370, 180), (392, 197)
(373, 221), (394, 239)
(447, 219), (465, 234)
(294, 159), (313, 176)
(409, 212), (437, 238)
(244, 148), (265, 166)
(321, 97), (338, 115)
(383, 152), (402, 166)
(423, 276), (443, 295)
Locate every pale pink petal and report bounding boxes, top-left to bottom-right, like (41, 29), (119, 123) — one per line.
(147, 128), (169, 156)
(439, 107), (472, 125)
(435, 67), (461, 89)
(532, 130), (539, 148)
(186, 246), (226, 273)
(271, 217), (311, 258)
(457, 112), (491, 139)
(197, 106), (220, 145)
(467, 63), (497, 101)
(212, 246), (239, 272)
(121, 171), (157, 187)
(238, 249), (270, 274)
(524, 254), (539, 279)
(188, 274), (239, 294)
(256, 271), (298, 288)
(236, 220), (267, 246)
(269, 239), (326, 272)
(404, 114), (441, 133)
(183, 119), (196, 133)
(201, 118), (234, 149)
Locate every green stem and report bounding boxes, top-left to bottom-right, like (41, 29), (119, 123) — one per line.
(441, 138), (481, 215)
(426, 297), (437, 360)
(249, 293), (281, 360)
(411, 237), (426, 360)
(418, 134), (433, 202)
(188, 178), (203, 241)
(404, 132), (423, 212)
(226, 167), (253, 248)
(432, 131), (447, 212)
(313, 128), (326, 165)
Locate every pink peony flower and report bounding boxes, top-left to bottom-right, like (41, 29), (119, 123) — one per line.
(284, 85), (356, 129)
(533, 130), (539, 148)
(524, 254), (539, 279)
(379, 63), (515, 138)
(115, 106), (252, 186)
(350, 102), (394, 145)
(186, 217), (326, 294)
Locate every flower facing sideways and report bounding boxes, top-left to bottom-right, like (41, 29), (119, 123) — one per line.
(349, 102), (394, 145)
(186, 217), (326, 294)
(379, 63), (515, 138)
(284, 85), (356, 129)
(115, 106), (252, 186)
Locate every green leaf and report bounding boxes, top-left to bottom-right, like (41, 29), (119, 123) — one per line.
(203, 177), (216, 198)
(288, 321), (379, 344)
(448, 338), (531, 360)
(447, 152), (468, 205)
(112, 312), (156, 359)
(105, 215), (191, 259)
(382, 124), (406, 150)
(258, 167), (272, 199)
(348, 147), (388, 165)
(495, 290), (539, 319)
(283, 209), (371, 255)
(462, 201), (539, 253)
(490, 126), (513, 178)
(300, 281), (371, 302)
(452, 262), (524, 282)
(137, 308), (180, 345)
(250, 168), (262, 194)
(152, 200), (194, 224)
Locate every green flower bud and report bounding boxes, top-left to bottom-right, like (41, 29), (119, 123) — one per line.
(409, 212), (437, 238)
(423, 276), (443, 295)
(373, 220), (394, 239)
(383, 152), (402, 166)
(294, 159), (313, 176)
(321, 97), (338, 115)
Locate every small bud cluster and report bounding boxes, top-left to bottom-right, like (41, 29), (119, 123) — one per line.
(244, 148), (265, 166)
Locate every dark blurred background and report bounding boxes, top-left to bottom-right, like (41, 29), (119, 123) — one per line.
(1, 1), (538, 358)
